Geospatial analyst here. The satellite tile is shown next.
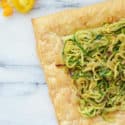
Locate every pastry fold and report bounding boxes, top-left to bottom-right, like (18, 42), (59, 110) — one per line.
(32, 0), (125, 124)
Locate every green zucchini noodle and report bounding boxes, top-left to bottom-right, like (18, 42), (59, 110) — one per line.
(62, 19), (125, 118)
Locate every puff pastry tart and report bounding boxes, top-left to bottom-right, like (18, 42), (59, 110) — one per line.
(32, 0), (125, 124)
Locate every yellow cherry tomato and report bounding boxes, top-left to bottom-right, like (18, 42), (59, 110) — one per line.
(1, 0), (8, 8)
(0, 0), (13, 17)
(12, 0), (35, 13)
(3, 5), (13, 16)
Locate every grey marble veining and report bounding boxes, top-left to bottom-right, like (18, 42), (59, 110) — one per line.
(0, 0), (103, 125)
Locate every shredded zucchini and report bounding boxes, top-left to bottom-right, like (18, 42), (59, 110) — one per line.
(62, 19), (125, 118)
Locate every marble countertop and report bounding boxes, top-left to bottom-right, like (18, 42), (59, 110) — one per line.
(0, 0), (103, 125)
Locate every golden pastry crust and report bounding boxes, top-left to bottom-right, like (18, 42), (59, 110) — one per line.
(32, 0), (125, 124)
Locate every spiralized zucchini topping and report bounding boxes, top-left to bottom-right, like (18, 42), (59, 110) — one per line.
(62, 19), (125, 118)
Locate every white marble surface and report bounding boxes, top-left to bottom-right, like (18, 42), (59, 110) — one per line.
(0, 0), (103, 125)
